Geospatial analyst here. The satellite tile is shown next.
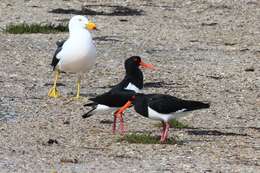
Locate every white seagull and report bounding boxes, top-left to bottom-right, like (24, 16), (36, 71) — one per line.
(48, 15), (97, 99)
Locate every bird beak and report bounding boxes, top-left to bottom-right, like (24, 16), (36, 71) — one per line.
(115, 101), (132, 116)
(139, 60), (155, 70)
(86, 21), (97, 30)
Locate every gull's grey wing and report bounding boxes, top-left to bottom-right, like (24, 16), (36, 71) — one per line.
(51, 40), (66, 70)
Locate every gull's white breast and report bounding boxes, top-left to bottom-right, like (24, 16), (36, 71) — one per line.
(57, 31), (96, 73)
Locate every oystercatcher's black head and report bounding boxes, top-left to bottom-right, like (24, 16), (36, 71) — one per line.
(125, 56), (141, 69)
(115, 56), (155, 91)
(125, 56), (154, 74)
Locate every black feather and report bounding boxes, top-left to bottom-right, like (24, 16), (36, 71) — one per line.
(88, 90), (135, 108)
(82, 105), (97, 118)
(132, 94), (210, 116)
(82, 90), (135, 118)
(147, 94), (210, 114)
(51, 40), (65, 70)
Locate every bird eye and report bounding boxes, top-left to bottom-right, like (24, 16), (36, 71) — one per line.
(79, 18), (82, 21)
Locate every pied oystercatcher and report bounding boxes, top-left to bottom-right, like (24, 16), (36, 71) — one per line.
(116, 93), (210, 142)
(83, 56), (154, 133)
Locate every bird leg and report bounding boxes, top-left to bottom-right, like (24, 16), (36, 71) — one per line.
(165, 122), (170, 140)
(72, 76), (82, 100)
(48, 70), (60, 98)
(119, 113), (125, 135)
(160, 122), (166, 141)
(112, 113), (117, 134)
(113, 102), (132, 134)
(161, 122), (170, 143)
(75, 78), (81, 98)
(112, 112), (125, 135)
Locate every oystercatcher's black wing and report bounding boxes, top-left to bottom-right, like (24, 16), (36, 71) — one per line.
(109, 78), (127, 91)
(89, 90), (135, 108)
(51, 40), (65, 70)
(147, 94), (210, 114)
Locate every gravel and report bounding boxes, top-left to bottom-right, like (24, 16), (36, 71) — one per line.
(0, 0), (259, 172)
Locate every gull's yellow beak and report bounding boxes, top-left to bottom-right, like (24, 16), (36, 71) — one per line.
(86, 21), (96, 30)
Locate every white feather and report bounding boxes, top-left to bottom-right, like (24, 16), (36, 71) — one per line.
(56, 16), (96, 73)
(93, 104), (117, 114)
(124, 83), (141, 93)
(148, 107), (188, 122)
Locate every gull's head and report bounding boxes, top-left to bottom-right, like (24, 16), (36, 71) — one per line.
(69, 15), (96, 32)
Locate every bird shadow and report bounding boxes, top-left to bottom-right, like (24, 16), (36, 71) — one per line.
(143, 81), (176, 88)
(49, 5), (144, 16)
(96, 81), (179, 89)
(97, 85), (115, 89)
(44, 82), (66, 87)
(187, 129), (248, 137)
(93, 36), (122, 42)
(145, 48), (165, 54)
(100, 119), (114, 124)
(80, 93), (98, 98)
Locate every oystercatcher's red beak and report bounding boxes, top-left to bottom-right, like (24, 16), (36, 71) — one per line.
(115, 100), (132, 116)
(139, 60), (155, 70)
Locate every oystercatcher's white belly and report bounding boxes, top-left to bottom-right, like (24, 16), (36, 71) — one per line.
(148, 107), (188, 122)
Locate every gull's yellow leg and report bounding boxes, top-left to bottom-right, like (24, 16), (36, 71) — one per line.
(71, 76), (85, 101)
(74, 78), (81, 99)
(48, 70), (60, 98)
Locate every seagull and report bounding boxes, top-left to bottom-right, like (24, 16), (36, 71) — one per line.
(115, 93), (210, 142)
(82, 56), (154, 134)
(48, 15), (97, 99)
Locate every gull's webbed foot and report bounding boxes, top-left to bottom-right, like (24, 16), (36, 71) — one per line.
(48, 86), (60, 98)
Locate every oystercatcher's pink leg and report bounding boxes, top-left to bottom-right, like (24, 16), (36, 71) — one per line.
(112, 113), (117, 134)
(160, 122), (166, 141)
(162, 122), (170, 142)
(119, 113), (125, 135)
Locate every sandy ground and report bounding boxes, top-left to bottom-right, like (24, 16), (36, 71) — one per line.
(0, 0), (259, 172)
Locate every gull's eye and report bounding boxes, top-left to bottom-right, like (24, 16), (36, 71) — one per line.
(79, 18), (82, 21)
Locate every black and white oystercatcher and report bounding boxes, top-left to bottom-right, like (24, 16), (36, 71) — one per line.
(82, 56), (154, 134)
(82, 90), (136, 134)
(48, 15), (97, 99)
(116, 93), (210, 142)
